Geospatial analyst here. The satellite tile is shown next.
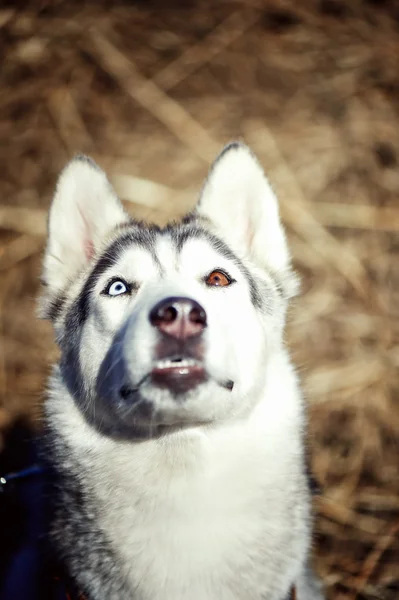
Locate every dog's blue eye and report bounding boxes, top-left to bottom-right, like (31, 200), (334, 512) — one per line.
(106, 280), (129, 296)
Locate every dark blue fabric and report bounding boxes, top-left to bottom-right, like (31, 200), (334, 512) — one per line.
(0, 421), (66, 600)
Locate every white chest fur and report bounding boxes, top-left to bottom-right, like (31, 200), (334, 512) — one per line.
(49, 357), (310, 600)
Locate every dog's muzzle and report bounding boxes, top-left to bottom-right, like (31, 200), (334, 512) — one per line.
(147, 296), (208, 395)
(94, 296), (234, 437)
(97, 296), (233, 415)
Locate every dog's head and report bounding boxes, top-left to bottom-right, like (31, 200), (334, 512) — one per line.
(41, 143), (298, 439)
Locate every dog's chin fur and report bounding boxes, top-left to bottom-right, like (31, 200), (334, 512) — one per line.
(41, 143), (324, 600)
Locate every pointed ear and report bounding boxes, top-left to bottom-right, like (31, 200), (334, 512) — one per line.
(42, 156), (129, 297)
(196, 143), (297, 297)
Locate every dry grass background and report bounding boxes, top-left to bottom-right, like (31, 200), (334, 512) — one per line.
(0, 0), (398, 598)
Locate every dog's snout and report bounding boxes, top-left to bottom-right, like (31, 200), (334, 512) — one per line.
(149, 297), (207, 339)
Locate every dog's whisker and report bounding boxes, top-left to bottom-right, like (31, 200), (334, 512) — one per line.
(118, 395), (146, 420)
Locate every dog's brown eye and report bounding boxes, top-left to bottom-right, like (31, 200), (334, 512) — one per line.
(206, 270), (232, 287)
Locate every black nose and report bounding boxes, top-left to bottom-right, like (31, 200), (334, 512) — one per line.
(149, 296), (207, 340)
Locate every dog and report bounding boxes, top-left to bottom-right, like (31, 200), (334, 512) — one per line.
(40, 142), (324, 600)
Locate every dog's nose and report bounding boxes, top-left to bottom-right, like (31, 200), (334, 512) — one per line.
(149, 297), (207, 339)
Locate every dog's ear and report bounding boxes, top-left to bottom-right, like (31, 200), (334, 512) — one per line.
(42, 156), (129, 297)
(196, 142), (297, 297)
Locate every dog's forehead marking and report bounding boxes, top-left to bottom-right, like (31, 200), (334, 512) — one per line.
(114, 230), (218, 279)
(178, 237), (236, 274)
(154, 234), (178, 274)
(113, 244), (160, 282)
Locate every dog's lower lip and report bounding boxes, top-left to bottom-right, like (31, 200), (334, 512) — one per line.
(151, 363), (207, 393)
(152, 364), (205, 378)
(153, 365), (201, 374)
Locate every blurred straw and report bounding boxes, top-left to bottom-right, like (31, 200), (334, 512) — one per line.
(86, 28), (221, 163)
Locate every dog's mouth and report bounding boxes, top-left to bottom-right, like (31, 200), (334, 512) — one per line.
(117, 357), (234, 402)
(151, 357), (208, 395)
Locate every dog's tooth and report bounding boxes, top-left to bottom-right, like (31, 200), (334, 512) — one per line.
(154, 358), (200, 369)
(180, 359), (195, 368)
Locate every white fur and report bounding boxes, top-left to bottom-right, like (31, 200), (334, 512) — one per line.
(43, 158), (128, 295)
(48, 351), (309, 600)
(198, 143), (298, 298)
(43, 144), (323, 600)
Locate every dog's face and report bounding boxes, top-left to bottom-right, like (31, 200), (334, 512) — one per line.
(41, 144), (298, 439)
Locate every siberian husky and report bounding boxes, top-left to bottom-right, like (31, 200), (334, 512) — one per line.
(40, 143), (324, 600)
